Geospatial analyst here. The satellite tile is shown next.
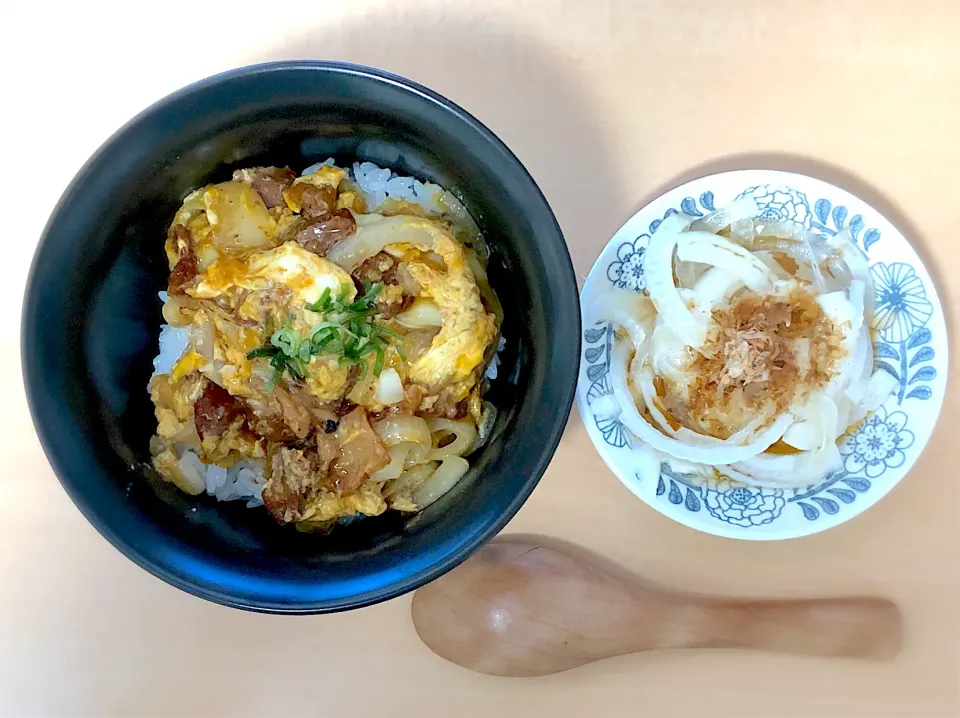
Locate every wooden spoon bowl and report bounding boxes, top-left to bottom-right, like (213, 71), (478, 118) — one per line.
(411, 537), (901, 676)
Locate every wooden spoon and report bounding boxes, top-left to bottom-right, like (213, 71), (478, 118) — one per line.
(411, 537), (901, 676)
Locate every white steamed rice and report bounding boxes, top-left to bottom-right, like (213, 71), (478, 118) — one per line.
(303, 157), (445, 214)
(351, 161), (444, 214)
(484, 335), (506, 381)
(302, 159), (483, 242)
(177, 449), (265, 507)
(152, 295), (188, 377)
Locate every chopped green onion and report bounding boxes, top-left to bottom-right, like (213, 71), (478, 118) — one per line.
(247, 280), (406, 390)
(247, 346), (278, 359)
(306, 287), (333, 313)
(376, 325), (403, 339)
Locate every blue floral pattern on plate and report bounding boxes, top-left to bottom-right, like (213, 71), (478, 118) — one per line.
(577, 170), (947, 540)
(737, 185), (812, 227)
(870, 262), (937, 403)
(657, 467), (787, 527)
(838, 406), (914, 478)
(607, 238), (648, 291)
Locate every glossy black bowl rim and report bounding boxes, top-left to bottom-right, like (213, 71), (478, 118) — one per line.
(22, 60), (581, 613)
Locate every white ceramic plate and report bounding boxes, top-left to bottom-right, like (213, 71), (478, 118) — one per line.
(577, 170), (947, 540)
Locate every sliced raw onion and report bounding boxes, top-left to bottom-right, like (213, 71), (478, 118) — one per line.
(729, 218), (755, 244)
(781, 419), (822, 452)
(591, 394), (622, 421)
(860, 371), (898, 414)
(675, 232), (776, 292)
(751, 251), (793, 281)
(692, 267), (745, 312)
(725, 442), (843, 488)
(690, 197), (759, 233)
(633, 367), (679, 437)
(610, 341), (791, 464)
(648, 321), (693, 389)
(831, 228), (874, 319)
(819, 280), (865, 394)
(643, 215), (711, 348)
(631, 441), (664, 483)
(587, 287), (656, 346)
(841, 322), (872, 409)
(726, 396), (840, 487)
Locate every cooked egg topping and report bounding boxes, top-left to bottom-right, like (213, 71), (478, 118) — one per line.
(150, 163), (501, 526)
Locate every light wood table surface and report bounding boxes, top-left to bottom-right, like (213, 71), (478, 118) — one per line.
(3, 1), (958, 716)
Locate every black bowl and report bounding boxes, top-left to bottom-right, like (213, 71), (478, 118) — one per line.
(22, 61), (579, 612)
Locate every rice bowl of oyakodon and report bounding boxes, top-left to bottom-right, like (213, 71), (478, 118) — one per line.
(22, 62), (580, 611)
(577, 170), (946, 540)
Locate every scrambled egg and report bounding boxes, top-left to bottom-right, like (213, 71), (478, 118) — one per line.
(193, 243), (356, 326)
(189, 243), (358, 398)
(299, 483), (387, 523)
(403, 234), (497, 393)
(340, 214), (498, 396)
(253, 244), (354, 302)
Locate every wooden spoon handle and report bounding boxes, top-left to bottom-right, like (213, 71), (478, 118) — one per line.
(676, 597), (901, 659)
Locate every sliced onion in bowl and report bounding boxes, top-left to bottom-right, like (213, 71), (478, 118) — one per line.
(370, 443), (415, 482)
(412, 457), (470, 508)
(326, 214), (447, 270)
(395, 300), (443, 329)
(374, 415), (431, 447)
(375, 368), (405, 405)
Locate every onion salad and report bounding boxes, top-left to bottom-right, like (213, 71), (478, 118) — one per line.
(589, 198), (896, 489)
